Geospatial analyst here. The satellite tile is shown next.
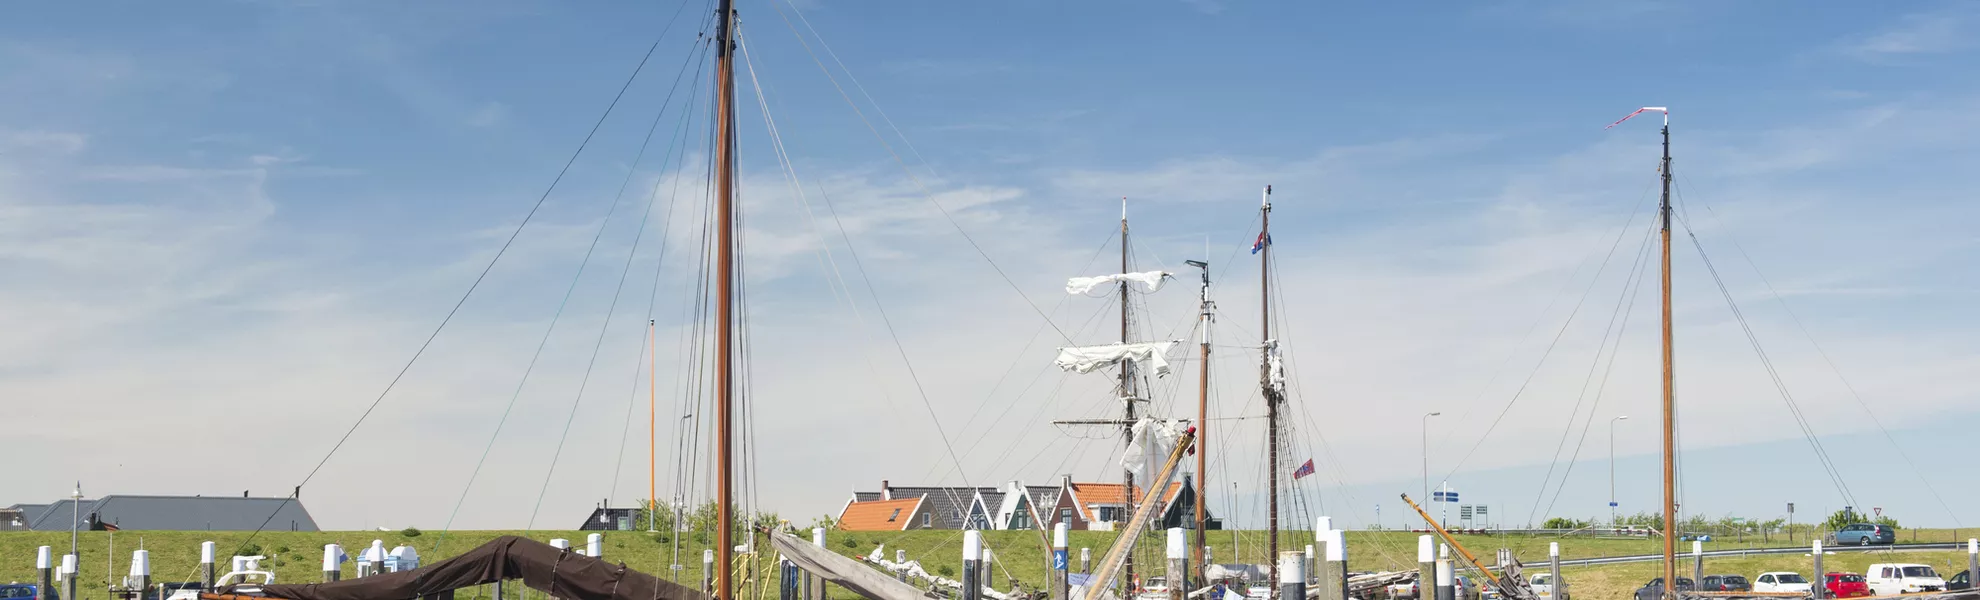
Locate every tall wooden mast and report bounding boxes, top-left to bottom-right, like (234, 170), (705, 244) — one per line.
(1657, 113), (1676, 600)
(1260, 185), (1281, 599)
(1189, 259), (1212, 576)
(712, 0), (739, 597)
(649, 318), (658, 531)
(1120, 199), (1138, 591)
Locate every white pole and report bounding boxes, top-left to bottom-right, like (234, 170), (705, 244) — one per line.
(201, 541), (216, 589)
(323, 544), (343, 582)
(1417, 536), (1434, 600)
(963, 531), (983, 600)
(37, 546), (52, 600)
(1167, 528), (1188, 600)
(1053, 523), (1070, 600)
(587, 533), (603, 559)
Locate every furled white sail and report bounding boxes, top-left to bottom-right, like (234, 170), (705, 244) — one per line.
(1123, 418), (1187, 484)
(1054, 341), (1178, 377)
(1066, 271), (1172, 295)
(1264, 339), (1286, 393)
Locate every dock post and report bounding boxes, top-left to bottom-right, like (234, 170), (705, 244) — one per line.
(1081, 548), (1091, 574)
(588, 533), (603, 559)
(323, 544), (342, 582)
(1167, 528), (1188, 600)
(1327, 529), (1346, 600)
(1811, 540), (1824, 600)
(61, 553), (76, 600)
(1053, 523), (1069, 600)
(981, 547), (995, 596)
(1279, 551), (1306, 600)
(812, 528), (827, 600)
(1691, 540), (1702, 587)
(1969, 540), (1978, 598)
(1306, 545), (1319, 591)
(1435, 544), (1453, 600)
(702, 549), (715, 596)
(962, 531), (982, 600)
(1548, 543), (1562, 600)
(896, 550), (907, 583)
(201, 541), (216, 591)
(1416, 536), (1432, 600)
(36, 546), (51, 600)
(1314, 516), (1332, 591)
(131, 549), (152, 599)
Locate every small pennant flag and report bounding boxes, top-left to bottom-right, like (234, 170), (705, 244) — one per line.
(1251, 231), (1272, 254)
(1292, 459), (1315, 479)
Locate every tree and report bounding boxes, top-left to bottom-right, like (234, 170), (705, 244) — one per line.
(1821, 508), (1897, 531)
(1542, 517), (1590, 530)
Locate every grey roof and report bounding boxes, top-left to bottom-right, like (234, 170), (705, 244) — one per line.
(881, 486), (996, 529)
(1023, 486), (1059, 516)
(26, 495), (318, 532)
(25, 499), (95, 531)
(853, 492), (883, 502)
(7, 504), (51, 525)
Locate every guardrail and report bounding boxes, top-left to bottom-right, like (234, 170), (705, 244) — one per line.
(1556, 542), (1965, 567)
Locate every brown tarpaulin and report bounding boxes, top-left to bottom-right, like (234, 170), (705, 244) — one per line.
(227, 536), (710, 600)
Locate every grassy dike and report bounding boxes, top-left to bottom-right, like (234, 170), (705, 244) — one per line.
(2, 529), (1972, 600)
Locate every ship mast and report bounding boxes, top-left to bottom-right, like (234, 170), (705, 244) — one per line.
(1657, 113), (1676, 600)
(1260, 185), (1281, 599)
(1188, 258), (1212, 578)
(1120, 199), (1139, 591)
(713, 0), (739, 598)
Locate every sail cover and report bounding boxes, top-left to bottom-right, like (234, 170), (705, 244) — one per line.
(772, 530), (939, 600)
(1066, 271), (1171, 296)
(1123, 418), (1187, 484)
(238, 536), (707, 600)
(1054, 341), (1177, 377)
(1264, 339), (1286, 393)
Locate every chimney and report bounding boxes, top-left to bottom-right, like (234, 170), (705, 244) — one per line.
(243, 491), (249, 498)
(881, 480), (891, 501)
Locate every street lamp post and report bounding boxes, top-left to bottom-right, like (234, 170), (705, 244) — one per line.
(1422, 412), (1441, 508)
(1610, 415), (1629, 527)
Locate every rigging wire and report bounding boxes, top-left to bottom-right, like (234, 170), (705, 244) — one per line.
(1680, 174), (1962, 527)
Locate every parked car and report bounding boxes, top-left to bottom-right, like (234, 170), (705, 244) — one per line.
(1866, 563), (1946, 595)
(1829, 523), (1897, 546)
(0, 584), (56, 600)
(1633, 577), (1693, 600)
(1754, 572), (1812, 593)
(1699, 575), (1750, 592)
(1947, 569), (1972, 592)
(1825, 572), (1871, 598)
(1530, 573), (1560, 599)
(1453, 574), (1477, 600)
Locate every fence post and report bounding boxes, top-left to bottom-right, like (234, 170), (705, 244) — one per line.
(1053, 524), (1070, 600)
(1279, 551), (1306, 600)
(1811, 541), (1825, 600)
(962, 531), (982, 600)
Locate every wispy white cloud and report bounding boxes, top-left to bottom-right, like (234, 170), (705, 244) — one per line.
(1835, 4), (1978, 61)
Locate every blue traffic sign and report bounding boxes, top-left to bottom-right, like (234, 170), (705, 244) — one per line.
(1609, 502), (1619, 507)
(1433, 491), (1459, 503)
(1053, 550), (1068, 571)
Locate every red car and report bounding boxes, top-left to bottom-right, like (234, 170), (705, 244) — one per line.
(1826, 573), (1870, 598)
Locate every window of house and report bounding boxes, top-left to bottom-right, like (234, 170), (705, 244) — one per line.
(922, 512), (932, 527)
(1013, 511), (1031, 530)
(887, 508), (901, 522)
(1060, 508), (1074, 523)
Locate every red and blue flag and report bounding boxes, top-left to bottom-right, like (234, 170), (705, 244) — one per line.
(1251, 231), (1271, 254)
(1292, 459), (1315, 479)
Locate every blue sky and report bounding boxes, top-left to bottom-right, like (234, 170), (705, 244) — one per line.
(5, 0), (1979, 533)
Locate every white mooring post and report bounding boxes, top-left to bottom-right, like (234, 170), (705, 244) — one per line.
(1053, 523), (1070, 600)
(1326, 529), (1347, 600)
(1548, 542), (1562, 600)
(812, 528), (828, 600)
(980, 547), (995, 596)
(1811, 540), (1825, 600)
(1416, 536), (1433, 600)
(130, 550), (152, 598)
(1313, 517), (1332, 596)
(1969, 539), (1978, 598)
(323, 544), (343, 583)
(703, 549), (715, 595)
(1435, 544), (1453, 600)
(587, 533), (603, 559)
(368, 540), (390, 577)
(61, 553), (77, 600)
(36, 546), (52, 600)
(1166, 528), (1188, 600)
(962, 531), (983, 600)
(1279, 551), (1306, 600)
(201, 541), (217, 591)
(1305, 545), (1318, 589)
(1691, 540), (1703, 587)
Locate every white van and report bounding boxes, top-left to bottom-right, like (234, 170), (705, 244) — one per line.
(1866, 563), (1946, 595)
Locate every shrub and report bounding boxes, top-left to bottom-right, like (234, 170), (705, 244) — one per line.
(840, 536), (857, 549)
(937, 565), (955, 577)
(402, 527), (423, 538)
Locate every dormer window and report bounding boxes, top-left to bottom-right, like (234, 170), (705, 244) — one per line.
(887, 508), (901, 522)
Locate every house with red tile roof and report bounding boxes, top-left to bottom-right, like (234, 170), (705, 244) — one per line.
(842, 476), (1216, 532)
(835, 495), (930, 531)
